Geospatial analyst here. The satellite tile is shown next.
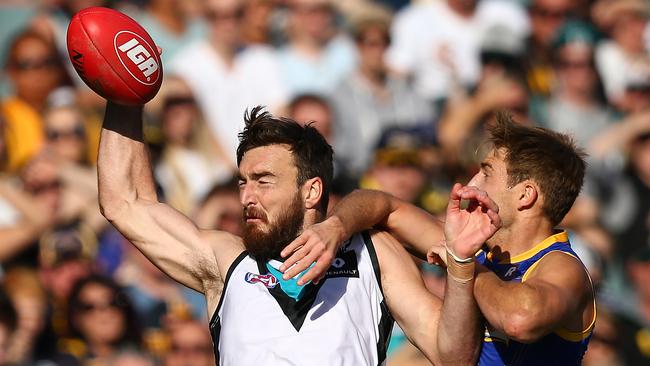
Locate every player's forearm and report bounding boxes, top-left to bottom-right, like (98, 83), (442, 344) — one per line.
(98, 102), (156, 219)
(436, 256), (482, 364)
(327, 189), (394, 239)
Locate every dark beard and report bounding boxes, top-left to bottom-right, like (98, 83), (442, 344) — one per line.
(242, 193), (305, 262)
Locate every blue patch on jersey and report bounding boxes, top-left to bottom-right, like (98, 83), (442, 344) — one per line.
(266, 261), (315, 301)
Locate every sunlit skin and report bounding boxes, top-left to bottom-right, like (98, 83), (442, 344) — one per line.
(465, 148), (551, 259)
(238, 145), (303, 233)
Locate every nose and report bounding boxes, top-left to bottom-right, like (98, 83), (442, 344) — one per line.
(239, 182), (257, 208)
(467, 173), (479, 187)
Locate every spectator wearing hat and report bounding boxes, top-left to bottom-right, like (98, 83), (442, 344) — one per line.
(359, 127), (429, 204)
(331, 9), (434, 177)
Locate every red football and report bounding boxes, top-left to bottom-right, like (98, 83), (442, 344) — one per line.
(66, 7), (163, 105)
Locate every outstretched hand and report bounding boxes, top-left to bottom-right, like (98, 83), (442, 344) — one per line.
(444, 183), (501, 260)
(279, 217), (346, 285)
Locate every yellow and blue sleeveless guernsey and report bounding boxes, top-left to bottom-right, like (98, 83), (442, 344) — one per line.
(475, 231), (595, 366)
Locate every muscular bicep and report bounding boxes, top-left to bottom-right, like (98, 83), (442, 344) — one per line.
(371, 231), (444, 364)
(521, 252), (592, 335)
(110, 199), (242, 293)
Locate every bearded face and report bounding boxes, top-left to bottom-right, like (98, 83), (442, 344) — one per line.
(242, 191), (305, 262)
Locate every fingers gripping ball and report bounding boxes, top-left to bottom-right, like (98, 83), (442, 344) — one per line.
(66, 7), (163, 105)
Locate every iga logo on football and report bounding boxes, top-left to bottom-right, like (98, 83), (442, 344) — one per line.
(114, 31), (160, 85)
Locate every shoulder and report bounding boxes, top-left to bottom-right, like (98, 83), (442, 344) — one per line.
(201, 230), (246, 270)
(523, 250), (592, 297)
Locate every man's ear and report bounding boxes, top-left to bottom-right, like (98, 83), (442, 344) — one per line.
(518, 181), (538, 209)
(303, 177), (323, 210)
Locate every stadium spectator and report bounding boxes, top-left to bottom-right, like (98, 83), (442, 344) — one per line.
(331, 10), (433, 176)
(168, 0), (288, 163)
(1, 29), (67, 172)
(359, 127), (429, 204)
(524, 0), (574, 104)
(135, 0), (206, 63)
(277, 0), (357, 96)
(154, 84), (234, 216)
(164, 320), (214, 366)
(65, 275), (142, 364)
(194, 178), (243, 236)
(594, 0), (650, 108)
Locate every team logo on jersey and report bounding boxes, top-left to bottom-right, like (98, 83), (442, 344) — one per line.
(245, 272), (279, 288)
(326, 250), (359, 279)
(503, 266), (518, 279)
(114, 31), (160, 85)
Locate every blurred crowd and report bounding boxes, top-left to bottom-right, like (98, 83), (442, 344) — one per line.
(0, 0), (649, 365)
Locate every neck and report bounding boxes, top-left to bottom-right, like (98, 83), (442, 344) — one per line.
(292, 35), (326, 56)
(301, 210), (324, 232)
(486, 218), (555, 261)
(89, 342), (114, 358)
(360, 65), (387, 87)
(211, 40), (236, 65)
(561, 88), (594, 108)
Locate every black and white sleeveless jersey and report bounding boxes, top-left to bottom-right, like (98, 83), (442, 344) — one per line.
(209, 231), (394, 365)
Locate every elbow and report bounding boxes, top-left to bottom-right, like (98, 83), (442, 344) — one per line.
(502, 308), (545, 344)
(98, 193), (129, 223)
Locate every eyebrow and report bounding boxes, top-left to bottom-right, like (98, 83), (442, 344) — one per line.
(238, 171), (277, 181)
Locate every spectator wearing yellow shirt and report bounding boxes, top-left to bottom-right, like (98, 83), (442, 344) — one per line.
(2, 29), (68, 172)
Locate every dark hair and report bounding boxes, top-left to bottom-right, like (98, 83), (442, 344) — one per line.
(68, 274), (142, 347)
(488, 112), (586, 226)
(287, 93), (331, 117)
(236, 106), (333, 213)
(6, 29), (61, 69)
(352, 18), (391, 45)
(0, 286), (17, 333)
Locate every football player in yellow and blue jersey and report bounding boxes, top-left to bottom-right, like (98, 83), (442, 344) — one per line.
(283, 112), (595, 365)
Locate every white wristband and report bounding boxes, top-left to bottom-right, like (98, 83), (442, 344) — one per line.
(445, 245), (474, 264)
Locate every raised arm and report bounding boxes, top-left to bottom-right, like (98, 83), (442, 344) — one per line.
(98, 102), (242, 305)
(280, 189), (443, 283)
